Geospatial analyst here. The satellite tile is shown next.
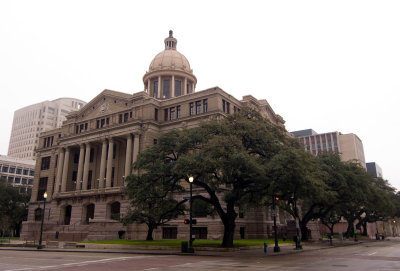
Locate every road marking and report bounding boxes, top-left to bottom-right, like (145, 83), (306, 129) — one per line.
(368, 251), (377, 256)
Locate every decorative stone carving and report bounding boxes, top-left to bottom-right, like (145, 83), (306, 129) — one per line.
(97, 102), (110, 116)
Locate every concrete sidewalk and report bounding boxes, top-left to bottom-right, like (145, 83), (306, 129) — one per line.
(0, 237), (396, 258)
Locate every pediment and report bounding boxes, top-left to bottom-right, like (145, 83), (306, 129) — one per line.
(71, 89), (133, 121)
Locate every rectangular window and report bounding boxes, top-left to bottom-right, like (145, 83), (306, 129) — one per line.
(189, 102), (194, 116)
(164, 108), (168, 121)
(106, 117), (110, 125)
(170, 107), (175, 120)
(40, 156), (51, 170)
(23, 169), (29, 175)
(177, 105), (181, 119)
(196, 101), (201, 114)
(163, 79), (170, 98)
(124, 113), (129, 122)
(175, 80), (181, 97)
(203, 99), (208, 113)
(222, 100), (226, 112)
(119, 114), (123, 124)
(9, 167), (15, 173)
(73, 152), (79, 164)
(227, 102), (230, 114)
(80, 124), (84, 132)
(85, 123), (88, 130)
(96, 120), (100, 129)
(75, 125), (79, 134)
(30, 170), (34, 176)
(153, 81), (159, 98)
(88, 170), (92, 190)
(2, 166), (8, 172)
(101, 119), (105, 127)
(130, 111), (132, 118)
(37, 177), (48, 201)
(16, 168), (22, 174)
(163, 227), (178, 239)
(154, 108), (158, 121)
(90, 148), (94, 163)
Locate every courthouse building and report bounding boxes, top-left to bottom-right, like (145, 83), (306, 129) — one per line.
(21, 31), (288, 242)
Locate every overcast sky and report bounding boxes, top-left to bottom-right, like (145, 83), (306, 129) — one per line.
(1, 1), (399, 189)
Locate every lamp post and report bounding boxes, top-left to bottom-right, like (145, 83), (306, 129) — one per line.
(272, 195), (280, 252)
(37, 191), (48, 249)
(188, 176), (194, 253)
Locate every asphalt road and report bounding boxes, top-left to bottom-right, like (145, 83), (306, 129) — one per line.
(1, 240), (400, 270)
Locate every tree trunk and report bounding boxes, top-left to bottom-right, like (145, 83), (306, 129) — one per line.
(300, 220), (308, 241)
(345, 218), (354, 238)
(362, 220), (368, 236)
(146, 226), (154, 241)
(221, 203), (237, 248)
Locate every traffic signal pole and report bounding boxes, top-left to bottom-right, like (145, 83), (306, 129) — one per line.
(272, 195), (280, 252)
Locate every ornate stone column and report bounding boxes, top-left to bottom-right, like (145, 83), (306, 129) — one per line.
(171, 75), (175, 97)
(184, 77), (187, 95)
(158, 75), (161, 98)
(76, 144), (85, 190)
(55, 148), (65, 193)
(106, 138), (114, 188)
(61, 147), (70, 192)
(132, 134), (140, 165)
(99, 139), (107, 189)
(82, 143), (91, 190)
(124, 134), (133, 179)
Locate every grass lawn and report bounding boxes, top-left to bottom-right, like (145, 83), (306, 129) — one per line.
(83, 238), (293, 247)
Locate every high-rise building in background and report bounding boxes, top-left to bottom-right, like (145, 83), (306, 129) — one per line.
(8, 98), (86, 160)
(366, 162), (383, 178)
(291, 129), (366, 168)
(0, 154), (35, 193)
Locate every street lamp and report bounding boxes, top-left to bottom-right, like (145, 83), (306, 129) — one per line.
(37, 191), (48, 249)
(272, 195), (280, 252)
(188, 176), (194, 253)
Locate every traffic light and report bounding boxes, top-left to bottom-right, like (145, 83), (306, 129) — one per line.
(184, 219), (197, 224)
(275, 197), (279, 201)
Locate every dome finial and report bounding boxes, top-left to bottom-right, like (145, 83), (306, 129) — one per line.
(164, 30), (177, 50)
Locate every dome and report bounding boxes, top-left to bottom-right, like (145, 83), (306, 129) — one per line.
(149, 50), (192, 73)
(143, 31), (197, 98)
(147, 30), (193, 73)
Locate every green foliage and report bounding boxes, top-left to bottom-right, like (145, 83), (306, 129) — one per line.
(123, 131), (187, 240)
(0, 179), (30, 237)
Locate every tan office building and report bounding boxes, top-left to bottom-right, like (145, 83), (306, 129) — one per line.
(0, 155), (35, 193)
(21, 31), (288, 242)
(291, 129), (366, 168)
(8, 98), (86, 160)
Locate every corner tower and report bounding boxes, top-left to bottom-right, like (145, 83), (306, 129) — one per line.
(143, 30), (197, 99)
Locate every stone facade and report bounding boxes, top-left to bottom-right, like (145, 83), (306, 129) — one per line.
(21, 31), (290, 242)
